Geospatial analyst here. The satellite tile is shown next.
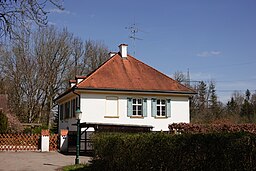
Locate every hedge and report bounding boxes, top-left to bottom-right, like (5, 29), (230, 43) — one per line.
(169, 123), (256, 134)
(91, 132), (256, 171)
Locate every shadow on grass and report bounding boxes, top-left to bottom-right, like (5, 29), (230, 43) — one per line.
(61, 160), (107, 171)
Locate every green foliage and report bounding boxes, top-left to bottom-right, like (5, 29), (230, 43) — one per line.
(241, 99), (254, 122)
(61, 164), (89, 171)
(0, 110), (8, 133)
(23, 125), (48, 134)
(91, 132), (256, 171)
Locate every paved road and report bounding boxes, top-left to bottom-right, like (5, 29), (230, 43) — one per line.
(0, 151), (91, 171)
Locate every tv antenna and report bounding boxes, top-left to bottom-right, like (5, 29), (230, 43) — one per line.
(125, 22), (143, 56)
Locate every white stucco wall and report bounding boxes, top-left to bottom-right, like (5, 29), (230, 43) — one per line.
(59, 92), (190, 132)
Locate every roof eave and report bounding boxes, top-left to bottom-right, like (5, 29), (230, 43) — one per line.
(76, 87), (197, 95)
(54, 87), (75, 103)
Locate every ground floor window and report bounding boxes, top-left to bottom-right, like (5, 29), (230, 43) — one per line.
(157, 99), (166, 116)
(127, 98), (147, 117)
(132, 98), (143, 116)
(152, 98), (171, 118)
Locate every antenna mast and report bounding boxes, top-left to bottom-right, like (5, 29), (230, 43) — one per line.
(186, 68), (190, 87)
(125, 22), (142, 56)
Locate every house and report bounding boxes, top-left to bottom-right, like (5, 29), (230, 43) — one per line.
(56, 44), (195, 134)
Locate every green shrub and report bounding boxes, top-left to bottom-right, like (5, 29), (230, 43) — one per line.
(91, 132), (256, 171)
(22, 125), (48, 134)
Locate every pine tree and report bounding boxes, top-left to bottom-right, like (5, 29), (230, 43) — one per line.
(241, 90), (254, 122)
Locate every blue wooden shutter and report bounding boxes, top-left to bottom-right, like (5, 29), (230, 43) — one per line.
(151, 98), (157, 117)
(143, 98), (147, 117)
(166, 99), (171, 117)
(127, 98), (132, 117)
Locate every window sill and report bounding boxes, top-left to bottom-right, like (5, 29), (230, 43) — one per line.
(154, 116), (168, 119)
(104, 116), (119, 118)
(130, 116), (144, 119)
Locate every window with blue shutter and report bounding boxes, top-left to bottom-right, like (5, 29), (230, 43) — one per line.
(166, 99), (171, 117)
(152, 98), (171, 118)
(151, 98), (157, 117)
(128, 98), (147, 117)
(143, 98), (147, 117)
(127, 98), (132, 117)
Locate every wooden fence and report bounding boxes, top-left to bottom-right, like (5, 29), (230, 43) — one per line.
(0, 133), (58, 151)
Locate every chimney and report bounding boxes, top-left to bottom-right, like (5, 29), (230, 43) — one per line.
(75, 76), (87, 84)
(109, 52), (116, 57)
(119, 44), (128, 58)
(69, 80), (76, 88)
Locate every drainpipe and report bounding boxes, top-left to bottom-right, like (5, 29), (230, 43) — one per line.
(72, 86), (81, 110)
(72, 86), (81, 165)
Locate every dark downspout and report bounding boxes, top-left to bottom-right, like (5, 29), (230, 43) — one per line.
(72, 86), (81, 110)
(72, 86), (81, 164)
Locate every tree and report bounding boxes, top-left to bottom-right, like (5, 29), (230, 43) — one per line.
(208, 81), (220, 120)
(0, 0), (63, 40)
(245, 89), (251, 101)
(240, 90), (254, 122)
(190, 81), (207, 123)
(0, 26), (109, 128)
(173, 71), (186, 83)
(83, 40), (109, 74)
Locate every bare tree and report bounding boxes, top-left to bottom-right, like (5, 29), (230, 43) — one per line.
(173, 70), (187, 83)
(33, 26), (74, 125)
(0, 26), (110, 128)
(0, 0), (63, 40)
(83, 40), (109, 74)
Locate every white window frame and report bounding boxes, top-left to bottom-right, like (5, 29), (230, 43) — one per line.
(156, 99), (166, 117)
(132, 98), (143, 116)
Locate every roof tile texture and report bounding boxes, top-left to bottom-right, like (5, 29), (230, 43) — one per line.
(77, 54), (193, 93)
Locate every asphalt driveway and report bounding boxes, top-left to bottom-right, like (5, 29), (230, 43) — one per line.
(0, 151), (91, 171)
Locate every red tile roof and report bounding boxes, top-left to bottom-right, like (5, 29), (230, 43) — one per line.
(76, 53), (194, 94)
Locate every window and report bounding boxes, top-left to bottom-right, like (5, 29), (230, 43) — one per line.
(59, 104), (64, 120)
(72, 99), (76, 117)
(64, 101), (70, 119)
(152, 98), (171, 118)
(132, 98), (142, 116)
(105, 96), (118, 117)
(127, 98), (147, 117)
(157, 99), (166, 116)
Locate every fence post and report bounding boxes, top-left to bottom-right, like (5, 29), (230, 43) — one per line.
(60, 129), (68, 152)
(41, 129), (49, 152)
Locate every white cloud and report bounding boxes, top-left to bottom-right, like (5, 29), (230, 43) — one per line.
(48, 21), (56, 26)
(197, 50), (222, 57)
(190, 72), (214, 81)
(49, 8), (71, 15)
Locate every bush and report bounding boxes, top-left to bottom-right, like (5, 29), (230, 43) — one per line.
(23, 125), (48, 134)
(91, 132), (256, 171)
(169, 123), (256, 134)
(0, 110), (8, 133)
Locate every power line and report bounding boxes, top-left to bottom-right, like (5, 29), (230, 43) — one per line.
(190, 60), (256, 70)
(188, 78), (256, 83)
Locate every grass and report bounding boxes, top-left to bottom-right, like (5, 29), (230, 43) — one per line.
(61, 164), (90, 171)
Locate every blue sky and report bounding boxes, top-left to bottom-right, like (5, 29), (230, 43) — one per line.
(47, 0), (256, 102)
